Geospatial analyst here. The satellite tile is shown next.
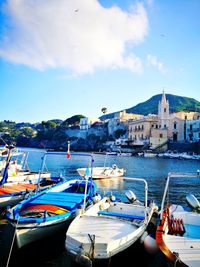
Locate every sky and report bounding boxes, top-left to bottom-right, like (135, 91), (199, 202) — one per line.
(0, 0), (200, 123)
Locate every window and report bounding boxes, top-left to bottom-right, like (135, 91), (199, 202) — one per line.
(174, 122), (177, 129)
(159, 134), (163, 138)
(190, 125), (193, 131)
(164, 124), (166, 128)
(164, 108), (166, 112)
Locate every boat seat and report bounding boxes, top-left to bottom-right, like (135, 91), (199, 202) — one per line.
(37, 192), (84, 202)
(97, 211), (145, 220)
(30, 192), (85, 210)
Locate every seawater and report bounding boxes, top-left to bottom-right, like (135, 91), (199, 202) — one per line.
(25, 149), (200, 207)
(8, 148), (200, 267)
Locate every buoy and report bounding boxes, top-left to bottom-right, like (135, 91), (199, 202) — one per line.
(110, 195), (116, 202)
(144, 234), (159, 254)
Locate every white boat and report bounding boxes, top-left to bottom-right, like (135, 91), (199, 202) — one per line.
(106, 152), (117, 156)
(156, 172), (200, 267)
(65, 177), (157, 266)
(117, 152), (132, 157)
(179, 152), (194, 160)
(0, 145), (51, 184)
(77, 165), (125, 179)
(143, 150), (157, 157)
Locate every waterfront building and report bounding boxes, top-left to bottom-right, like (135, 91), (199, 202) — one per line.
(108, 110), (142, 138)
(186, 119), (200, 142)
(80, 117), (99, 130)
(128, 91), (199, 149)
(128, 92), (169, 148)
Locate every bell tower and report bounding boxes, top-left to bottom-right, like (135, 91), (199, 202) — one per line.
(158, 90), (170, 128)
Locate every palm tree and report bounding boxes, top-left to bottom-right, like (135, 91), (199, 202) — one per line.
(101, 107), (107, 115)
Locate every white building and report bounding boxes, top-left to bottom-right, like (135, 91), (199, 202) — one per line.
(186, 119), (200, 142)
(80, 117), (99, 130)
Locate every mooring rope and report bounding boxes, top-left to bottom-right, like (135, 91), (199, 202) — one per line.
(6, 217), (19, 267)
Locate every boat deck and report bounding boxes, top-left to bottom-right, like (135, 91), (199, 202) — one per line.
(164, 234), (200, 267)
(69, 215), (138, 243)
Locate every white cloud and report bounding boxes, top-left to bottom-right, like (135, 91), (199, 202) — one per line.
(0, 0), (148, 74)
(147, 54), (166, 73)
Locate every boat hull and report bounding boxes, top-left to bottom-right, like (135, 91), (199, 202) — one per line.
(0, 194), (25, 208)
(14, 217), (72, 248)
(77, 167), (125, 179)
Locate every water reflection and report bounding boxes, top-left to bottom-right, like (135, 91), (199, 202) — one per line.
(95, 176), (124, 192)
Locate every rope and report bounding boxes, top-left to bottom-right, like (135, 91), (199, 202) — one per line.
(88, 234), (95, 259)
(173, 252), (181, 267)
(6, 218), (19, 267)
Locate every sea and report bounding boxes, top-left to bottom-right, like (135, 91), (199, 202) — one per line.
(2, 148), (200, 267)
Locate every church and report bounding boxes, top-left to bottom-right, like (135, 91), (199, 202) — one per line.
(128, 91), (200, 150)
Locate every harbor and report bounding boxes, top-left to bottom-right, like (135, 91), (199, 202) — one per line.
(1, 149), (200, 267)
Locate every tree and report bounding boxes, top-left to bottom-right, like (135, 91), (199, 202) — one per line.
(114, 129), (126, 139)
(101, 107), (107, 114)
(62, 115), (85, 127)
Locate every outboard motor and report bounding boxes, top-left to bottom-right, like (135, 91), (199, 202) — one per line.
(125, 190), (137, 203)
(112, 164), (117, 169)
(186, 194), (200, 211)
(92, 193), (102, 204)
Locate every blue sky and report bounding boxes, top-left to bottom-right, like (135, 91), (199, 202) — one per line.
(0, 0), (200, 123)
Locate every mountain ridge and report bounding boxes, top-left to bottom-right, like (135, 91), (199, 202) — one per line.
(100, 94), (200, 120)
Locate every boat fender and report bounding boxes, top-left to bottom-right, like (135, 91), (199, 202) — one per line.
(144, 234), (159, 254)
(125, 190), (137, 203)
(186, 194), (200, 210)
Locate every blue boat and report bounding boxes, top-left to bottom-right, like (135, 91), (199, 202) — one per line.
(6, 151), (97, 248)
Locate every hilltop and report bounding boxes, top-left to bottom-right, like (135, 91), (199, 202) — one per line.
(100, 94), (200, 120)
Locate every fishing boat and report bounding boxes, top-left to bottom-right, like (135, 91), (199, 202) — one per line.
(117, 152), (132, 157)
(0, 145), (51, 183)
(0, 146), (60, 208)
(77, 152), (125, 180)
(77, 165), (125, 180)
(0, 178), (61, 208)
(65, 177), (157, 266)
(6, 151), (98, 248)
(156, 172), (200, 267)
(143, 150), (157, 158)
(7, 178), (97, 248)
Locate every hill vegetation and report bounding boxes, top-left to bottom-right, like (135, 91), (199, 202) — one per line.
(100, 94), (200, 120)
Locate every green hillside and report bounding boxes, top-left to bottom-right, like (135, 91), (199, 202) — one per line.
(100, 94), (200, 120)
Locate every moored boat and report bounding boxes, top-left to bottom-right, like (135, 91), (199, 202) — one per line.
(6, 151), (98, 248)
(156, 172), (200, 267)
(0, 147), (61, 208)
(7, 178), (97, 248)
(65, 177), (158, 266)
(77, 165), (125, 179)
